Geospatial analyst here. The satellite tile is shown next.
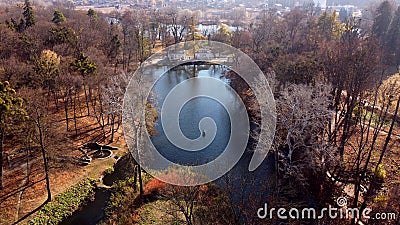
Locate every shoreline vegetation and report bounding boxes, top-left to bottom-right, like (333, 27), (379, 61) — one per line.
(27, 179), (96, 225)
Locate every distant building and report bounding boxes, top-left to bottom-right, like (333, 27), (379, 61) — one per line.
(329, 5), (362, 20)
(314, 0), (326, 8)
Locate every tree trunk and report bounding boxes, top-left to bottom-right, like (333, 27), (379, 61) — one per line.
(64, 96), (69, 132)
(138, 164), (143, 196)
(133, 162), (138, 192)
(83, 83), (90, 116)
(0, 128), (4, 190)
(53, 90), (59, 112)
(185, 215), (193, 225)
(110, 114), (115, 143)
(359, 97), (400, 219)
(38, 119), (51, 202)
(339, 94), (356, 159)
(377, 96), (400, 167)
(122, 32), (127, 71)
(134, 121), (144, 196)
(73, 91), (78, 136)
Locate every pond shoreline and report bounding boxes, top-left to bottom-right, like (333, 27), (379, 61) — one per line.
(59, 153), (133, 225)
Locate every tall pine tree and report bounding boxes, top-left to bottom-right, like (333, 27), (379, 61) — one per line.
(52, 10), (66, 24)
(372, 1), (393, 44)
(385, 6), (400, 66)
(23, 0), (35, 28)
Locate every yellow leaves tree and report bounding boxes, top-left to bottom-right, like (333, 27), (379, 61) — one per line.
(317, 11), (343, 41)
(34, 50), (60, 89)
(185, 16), (206, 41)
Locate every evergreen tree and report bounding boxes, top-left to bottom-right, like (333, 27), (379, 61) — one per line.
(72, 52), (97, 77)
(52, 10), (66, 24)
(23, 0), (35, 28)
(317, 11), (342, 41)
(72, 52), (97, 116)
(108, 34), (122, 59)
(385, 6), (400, 66)
(87, 8), (98, 21)
(0, 81), (26, 189)
(372, 0), (393, 43)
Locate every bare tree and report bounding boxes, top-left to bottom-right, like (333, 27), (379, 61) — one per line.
(160, 7), (192, 44)
(122, 70), (156, 196)
(322, 33), (382, 160)
(159, 184), (201, 225)
(100, 72), (127, 143)
(20, 88), (52, 202)
(272, 81), (335, 209)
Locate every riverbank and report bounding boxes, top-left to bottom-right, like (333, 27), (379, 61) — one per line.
(56, 153), (139, 225)
(14, 143), (128, 225)
(27, 179), (97, 225)
(100, 177), (237, 225)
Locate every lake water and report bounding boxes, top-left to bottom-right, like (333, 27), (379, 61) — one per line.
(150, 64), (235, 166)
(61, 64), (275, 224)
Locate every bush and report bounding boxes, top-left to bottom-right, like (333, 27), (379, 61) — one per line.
(373, 193), (389, 203)
(104, 166), (114, 175)
(375, 164), (387, 180)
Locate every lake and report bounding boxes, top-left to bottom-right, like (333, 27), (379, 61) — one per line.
(61, 63), (275, 225)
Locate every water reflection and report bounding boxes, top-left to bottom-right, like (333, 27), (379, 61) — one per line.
(150, 64), (235, 166)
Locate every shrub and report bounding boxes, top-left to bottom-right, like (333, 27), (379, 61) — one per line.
(27, 179), (96, 225)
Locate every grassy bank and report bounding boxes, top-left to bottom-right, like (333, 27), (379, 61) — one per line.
(27, 179), (96, 225)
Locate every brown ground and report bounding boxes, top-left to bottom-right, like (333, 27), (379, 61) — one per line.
(341, 122), (400, 220)
(0, 40), (164, 225)
(0, 93), (129, 225)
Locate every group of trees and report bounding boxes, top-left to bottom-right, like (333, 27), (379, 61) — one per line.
(0, 0), (399, 224)
(0, 2), (206, 221)
(372, 0), (400, 66)
(237, 2), (399, 224)
(0, 1), (125, 223)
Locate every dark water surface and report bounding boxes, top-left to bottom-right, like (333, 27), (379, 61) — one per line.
(150, 65), (233, 166)
(59, 189), (111, 225)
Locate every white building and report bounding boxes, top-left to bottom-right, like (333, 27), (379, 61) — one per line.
(314, 0), (326, 8)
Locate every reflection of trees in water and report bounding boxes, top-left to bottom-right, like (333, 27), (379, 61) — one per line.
(226, 70), (261, 151)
